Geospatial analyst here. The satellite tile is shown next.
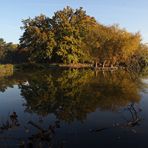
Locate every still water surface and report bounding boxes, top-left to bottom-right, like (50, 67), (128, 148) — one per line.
(0, 69), (148, 148)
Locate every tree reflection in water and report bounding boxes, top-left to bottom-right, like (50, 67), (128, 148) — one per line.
(0, 69), (145, 147)
(18, 69), (143, 122)
(0, 112), (62, 147)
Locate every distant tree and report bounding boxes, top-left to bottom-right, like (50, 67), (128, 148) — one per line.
(0, 38), (19, 64)
(126, 43), (148, 71)
(0, 38), (6, 62)
(4, 43), (18, 63)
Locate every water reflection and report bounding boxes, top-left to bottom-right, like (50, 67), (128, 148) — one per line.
(91, 103), (142, 133)
(0, 69), (146, 147)
(0, 111), (61, 147)
(0, 69), (144, 121)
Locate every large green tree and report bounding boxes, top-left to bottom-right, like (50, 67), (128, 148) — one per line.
(19, 7), (97, 64)
(19, 6), (145, 68)
(51, 6), (97, 63)
(20, 15), (56, 63)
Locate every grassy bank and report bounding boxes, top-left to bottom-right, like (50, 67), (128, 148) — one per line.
(0, 64), (14, 77)
(0, 63), (141, 76)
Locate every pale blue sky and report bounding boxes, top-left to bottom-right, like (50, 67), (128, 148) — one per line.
(0, 0), (148, 43)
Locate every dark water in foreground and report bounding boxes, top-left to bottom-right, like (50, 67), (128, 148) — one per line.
(0, 69), (148, 148)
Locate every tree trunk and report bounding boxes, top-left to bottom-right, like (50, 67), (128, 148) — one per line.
(94, 60), (97, 68)
(95, 61), (97, 68)
(111, 64), (113, 68)
(94, 70), (98, 77)
(103, 60), (106, 68)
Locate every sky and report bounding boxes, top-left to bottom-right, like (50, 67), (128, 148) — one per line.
(0, 0), (148, 43)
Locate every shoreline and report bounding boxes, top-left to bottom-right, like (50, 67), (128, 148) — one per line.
(0, 63), (131, 74)
(14, 63), (122, 70)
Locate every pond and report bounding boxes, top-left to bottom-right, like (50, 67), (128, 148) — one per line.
(0, 69), (148, 148)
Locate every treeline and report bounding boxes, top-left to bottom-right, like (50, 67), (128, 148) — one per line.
(0, 38), (26, 64)
(1, 6), (148, 70)
(0, 38), (17, 63)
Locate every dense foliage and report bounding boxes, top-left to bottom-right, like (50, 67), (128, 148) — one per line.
(0, 38), (17, 63)
(19, 6), (148, 69)
(0, 38), (27, 64)
(0, 6), (148, 70)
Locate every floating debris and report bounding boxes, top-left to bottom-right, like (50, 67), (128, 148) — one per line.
(90, 103), (143, 134)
